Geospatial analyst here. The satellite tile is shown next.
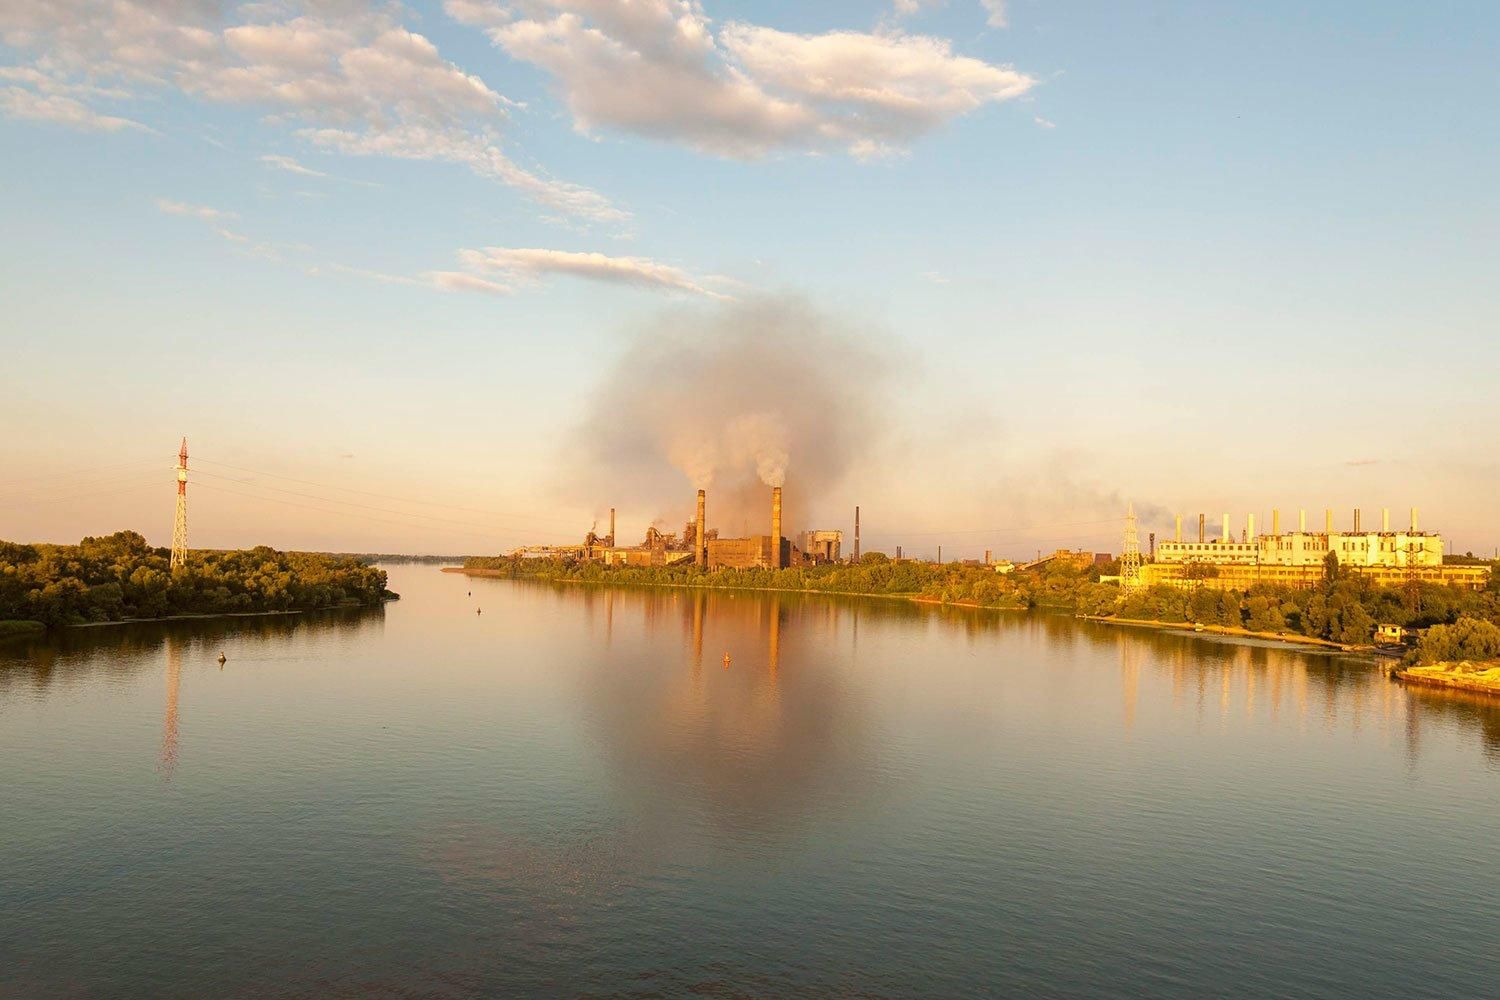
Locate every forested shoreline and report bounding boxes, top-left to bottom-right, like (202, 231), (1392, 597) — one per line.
(1, 531), (393, 629)
(463, 552), (1500, 654)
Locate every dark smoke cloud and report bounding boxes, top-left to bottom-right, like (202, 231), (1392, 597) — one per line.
(567, 295), (891, 540)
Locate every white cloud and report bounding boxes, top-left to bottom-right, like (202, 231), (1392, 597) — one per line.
(448, 0), (1036, 159)
(981, 1), (1008, 29)
(458, 246), (733, 299)
(0, 1), (622, 223)
(261, 153), (327, 177)
(0, 86), (150, 132)
(1033, 115), (1055, 129)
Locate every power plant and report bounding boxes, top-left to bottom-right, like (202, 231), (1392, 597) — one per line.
(510, 482), (849, 570)
(1143, 504), (1488, 590)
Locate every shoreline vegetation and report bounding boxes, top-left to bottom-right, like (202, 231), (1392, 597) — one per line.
(1, 531), (394, 632)
(458, 552), (1500, 666)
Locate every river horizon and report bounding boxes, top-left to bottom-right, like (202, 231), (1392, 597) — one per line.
(3, 563), (1497, 997)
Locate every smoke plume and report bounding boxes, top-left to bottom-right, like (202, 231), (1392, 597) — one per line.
(569, 295), (889, 539)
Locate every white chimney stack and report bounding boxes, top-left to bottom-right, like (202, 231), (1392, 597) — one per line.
(1248, 513), (1255, 540)
(1382, 507), (1390, 532)
(1411, 507), (1419, 533)
(1222, 513), (1230, 542)
(1299, 508), (1306, 533)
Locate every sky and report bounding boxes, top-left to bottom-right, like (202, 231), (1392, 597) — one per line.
(1, 0), (1497, 559)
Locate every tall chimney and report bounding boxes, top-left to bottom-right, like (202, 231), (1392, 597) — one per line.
(1222, 513), (1230, 543)
(1198, 513), (1205, 543)
(1299, 509), (1306, 533)
(1325, 508), (1333, 534)
(854, 506), (861, 563)
(1411, 507), (1419, 533)
(1354, 508), (1361, 533)
(771, 487), (783, 570)
(938, 545), (943, 564)
(1247, 513), (1255, 540)
(984, 548), (992, 565)
(1149, 532), (1156, 560)
(609, 507), (616, 547)
(695, 490), (707, 568)
(1273, 509), (1280, 536)
(1175, 514), (1183, 542)
(1382, 507), (1390, 532)
(896, 545), (903, 560)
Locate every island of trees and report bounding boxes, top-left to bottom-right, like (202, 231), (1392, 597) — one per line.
(1, 531), (393, 631)
(462, 550), (1500, 653)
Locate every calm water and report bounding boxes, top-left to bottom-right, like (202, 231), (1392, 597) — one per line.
(2, 566), (1497, 998)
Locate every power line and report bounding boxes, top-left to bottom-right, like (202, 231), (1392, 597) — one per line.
(192, 456), (581, 527)
(192, 469), (562, 542)
(0, 474), (167, 511)
(191, 481), (547, 546)
(0, 458), (159, 488)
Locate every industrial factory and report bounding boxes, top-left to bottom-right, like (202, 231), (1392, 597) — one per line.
(1141, 506), (1489, 590)
(511, 485), (848, 571)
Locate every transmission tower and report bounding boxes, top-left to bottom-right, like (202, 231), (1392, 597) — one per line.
(1121, 503), (1142, 591)
(171, 437), (189, 571)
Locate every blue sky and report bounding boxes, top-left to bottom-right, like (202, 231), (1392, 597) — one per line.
(2, 1), (1497, 557)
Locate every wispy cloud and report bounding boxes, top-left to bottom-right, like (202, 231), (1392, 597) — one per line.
(1345, 458), (1381, 467)
(1034, 115), (1056, 129)
(981, 0), (1009, 29)
(260, 153), (327, 178)
(155, 198), (235, 221)
(0, 86), (150, 132)
(458, 247), (733, 299)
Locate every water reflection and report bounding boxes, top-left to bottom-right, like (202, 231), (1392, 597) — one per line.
(160, 637), (182, 779)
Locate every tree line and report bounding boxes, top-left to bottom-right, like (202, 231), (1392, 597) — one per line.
(1, 531), (392, 627)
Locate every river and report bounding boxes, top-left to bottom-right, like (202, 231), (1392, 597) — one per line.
(2, 564), (1497, 997)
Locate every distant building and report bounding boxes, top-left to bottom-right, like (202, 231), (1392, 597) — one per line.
(797, 529), (842, 563)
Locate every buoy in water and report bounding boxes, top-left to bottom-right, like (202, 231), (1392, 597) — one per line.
(476, 607), (482, 615)
(722, 652), (731, 670)
(217, 652), (227, 665)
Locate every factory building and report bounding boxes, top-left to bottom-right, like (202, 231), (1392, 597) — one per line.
(707, 486), (801, 569)
(797, 530), (843, 564)
(1144, 506), (1487, 590)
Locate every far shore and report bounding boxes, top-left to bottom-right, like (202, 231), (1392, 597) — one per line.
(447, 566), (1381, 658)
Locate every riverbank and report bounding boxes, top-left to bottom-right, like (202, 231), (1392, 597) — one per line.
(1399, 662), (1500, 697)
(0, 620), (46, 643)
(1076, 614), (1365, 652)
(56, 595), (398, 630)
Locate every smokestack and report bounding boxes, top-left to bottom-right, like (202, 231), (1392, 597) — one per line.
(1411, 507), (1419, 533)
(1222, 513), (1230, 543)
(609, 507), (616, 547)
(1325, 508), (1332, 534)
(984, 549), (992, 565)
(771, 486), (783, 570)
(1273, 509), (1280, 536)
(896, 545), (903, 560)
(1247, 513), (1255, 540)
(1198, 514), (1205, 543)
(938, 545), (943, 564)
(695, 490), (706, 568)
(1354, 508), (1361, 533)
(1149, 532), (1156, 560)
(1382, 507), (1390, 532)
(1175, 514), (1182, 542)
(854, 505), (861, 563)
(1299, 509), (1306, 533)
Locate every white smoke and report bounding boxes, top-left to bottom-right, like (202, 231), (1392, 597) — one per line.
(568, 295), (889, 535)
